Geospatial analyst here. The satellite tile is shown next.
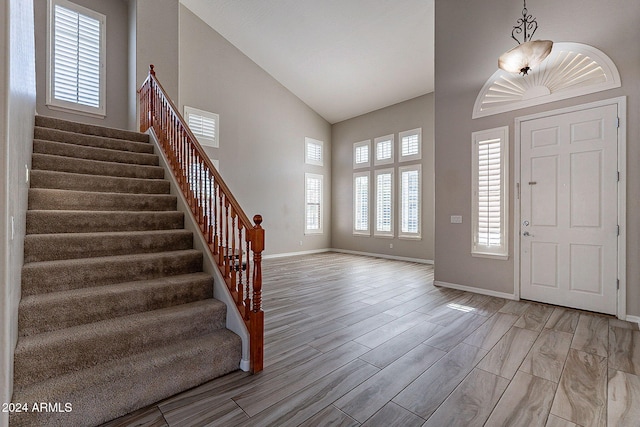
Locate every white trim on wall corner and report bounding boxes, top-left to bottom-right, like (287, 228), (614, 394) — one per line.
(332, 248), (433, 265)
(625, 315), (640, 327)
(435, 280), (518, 301)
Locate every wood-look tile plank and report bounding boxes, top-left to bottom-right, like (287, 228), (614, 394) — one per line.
(163, 399), (248, 427)
(392, 343), (488, 419)
(246, 359), (378, 427)
(499, 300), (532, 316)
(608, 368), (640, 427)
(297, 405), (359, 427)
(609, 318), (640, 331)
(571, 314), (609, 358)
(423, 313), (488, 351)
(358, 321), (442, 368)
(308, 312), (398, 352)
(463, 312), (519, 350)
(100, 405), (168, 427)
(335, 344), (444, 422)
(515, 303), (554, 332)
(354, 311), (431, 349)
(609, 326), (640, 375)
(545, 414), (579, 427)
(477, 326), (539, 379)
(485, 371), (556, 427)
(550, 349), (607, 427)
(545, 308), (580, 333)
(521, 328), (573, 383)
(422, 368), (509, 427)
(362, 402), (424, 427)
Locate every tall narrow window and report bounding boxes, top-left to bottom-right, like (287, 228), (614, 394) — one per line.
(305, 173), (323, 234)
(305, 137), (323, 166)
(353, 172), (370, 235)
(399, 165), (421, 239)
(185, 106), (219, 148)
(353, 140), (371, 168)
(374, 135), (394, 165)
(472, 127), (509, 258)
(399, 128), (422, 161)
(375, 168), (394, 237)
(47, 0), (106, 116)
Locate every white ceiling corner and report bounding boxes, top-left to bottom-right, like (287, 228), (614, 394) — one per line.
(179, 0), (434, 123)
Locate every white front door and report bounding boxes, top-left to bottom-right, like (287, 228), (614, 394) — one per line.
(520, 104), (619, 315)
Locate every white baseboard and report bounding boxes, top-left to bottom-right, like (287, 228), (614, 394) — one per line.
(625, 315), (640, 327)
(263, 248), (331, 259)
(435, 280), (518, 301)
(331, 248), (434, 265)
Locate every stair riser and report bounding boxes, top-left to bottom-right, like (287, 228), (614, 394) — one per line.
(18, 274), (214, 337)
(32, 153), (164, 179)
(14, 301), (228, 387)
(28, 189), (177, 212)
(24, 231), (194, 262)
(21, 251), (203, 296)
(35, 115), (150, 143)
(33, 139), (159, 166)
(26, 211), (184, 234)
(34, 127), (154, 154)
(30, 170), (170, 195)
(10, 331), (241, 427)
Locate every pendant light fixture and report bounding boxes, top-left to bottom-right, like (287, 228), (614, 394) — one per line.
(498, 0), (553, 75)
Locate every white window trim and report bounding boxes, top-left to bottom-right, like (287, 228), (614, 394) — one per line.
(399, 128), (422, 162)
(304, 173), (323, 235)
(353, 139), (371, 168)
(399, 164), (422, 240)
(46, 0), (106, 118)
(353, 171), (370, 236)
(305, 137), (324, 166)
(374, 168), (394, 238)
(184, 106), (220, 148)
(472, 126), (509, 259)
(374, 134), (394, 166)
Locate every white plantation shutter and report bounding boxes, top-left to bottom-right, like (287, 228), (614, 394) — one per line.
(185, 106), (219, 148)
(48, 0), (105, 115)
(353, 172), (369, 234)
(305, 138), (323, 165)
(400, 128), (422, 161)
(472, 127), (509, 258)
(374, 135), (394, 165)
(400, 165), (421, 237)
(305, 173), (323, 234)
(375, 169), (393, 236)
(353, 140), (371, 168)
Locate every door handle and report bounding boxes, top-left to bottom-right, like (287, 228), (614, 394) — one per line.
(523, 231), (533, 237)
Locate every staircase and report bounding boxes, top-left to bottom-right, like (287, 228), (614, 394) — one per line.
(11, 116), (242, 427)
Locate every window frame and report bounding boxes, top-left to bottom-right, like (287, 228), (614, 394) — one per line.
(353, 171), (370, 236)
(374, 168), (394, 238)
(184, 106), (220, 148)
(46, 0), (106, 117)
(374, 134), (394, 166)
(305, 137), (324, 166)
(399, 128), (422, 162)
(304, 173), (323, 235)
(399, 164), (422, 239)
(353, 139), (371, 168)
(471, 126), (509, 259)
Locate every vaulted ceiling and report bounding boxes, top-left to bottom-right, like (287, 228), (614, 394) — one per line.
(180, 0), (434, 124)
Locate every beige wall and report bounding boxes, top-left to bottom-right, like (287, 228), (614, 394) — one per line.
(331, 94), (434, 262)
(0, 0), (36, 424)
(434, 0), (640, 316)
(177, 5), (332, 256)
(33, 0), (130, 129)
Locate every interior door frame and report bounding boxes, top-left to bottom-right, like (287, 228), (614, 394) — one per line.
(513, 97), (627, 319)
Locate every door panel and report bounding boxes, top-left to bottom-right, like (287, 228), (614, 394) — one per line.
(520, 104), (618, 315)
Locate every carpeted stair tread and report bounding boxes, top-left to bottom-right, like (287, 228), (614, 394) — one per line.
(34, 126), (154, 154)
(24, 229), (194, 262)
(33, 139), (159, 166)
(28, 188), (177, 211)
(14, 299), (228, 387)
(18, 273), (214, 337)
(35, 115), (150, 143)
(10, 330), (241, 427)
(21, 250), (203, 296)
(30, 169), (170, 194)
(26, 210), (184, 234)
(32, 153), (164, 179)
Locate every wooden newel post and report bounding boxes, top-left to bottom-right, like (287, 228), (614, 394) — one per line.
(148, 65), (156, 130)
(250, 214), (264, 373)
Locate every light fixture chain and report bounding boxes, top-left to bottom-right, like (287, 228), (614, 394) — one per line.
(511, 0), (539, 45)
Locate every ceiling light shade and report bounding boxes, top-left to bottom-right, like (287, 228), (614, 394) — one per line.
(498, 40), (553, 75)
(498, 1), (552, 75)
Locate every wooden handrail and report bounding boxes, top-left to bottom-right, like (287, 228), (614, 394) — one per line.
(139, 65), (264, 373)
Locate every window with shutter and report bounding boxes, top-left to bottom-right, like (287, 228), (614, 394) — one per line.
(353, 172), (370, 235)
(399, 128), (422, 161)
(375, 168), (394, 237)
(47, 0), (105, 116)
(400, 165), (421, 238)
(184, 106), (219, 148)
(305, 173), (323, 234)
(472, 127), (509, 258)
(353, 140), (371, 168)
(374, 135), (394, 165)
(305, 137), (323, 166)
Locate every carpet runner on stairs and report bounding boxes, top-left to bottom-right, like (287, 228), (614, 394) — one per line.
(10, 116), (241, 427)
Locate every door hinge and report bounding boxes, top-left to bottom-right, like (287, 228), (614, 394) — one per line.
(617, 117), (620, 128)
(617, 171), (620, 182)
(617, 225), (620, 236)
(617, 279), (620, 290)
